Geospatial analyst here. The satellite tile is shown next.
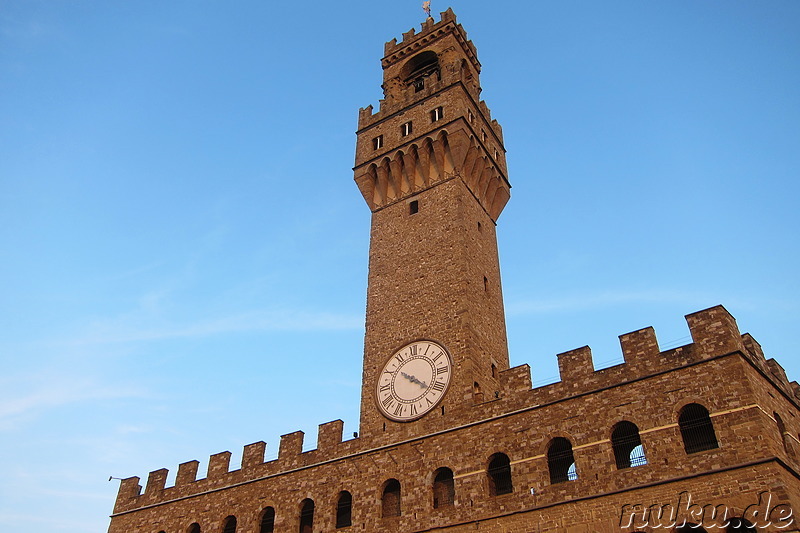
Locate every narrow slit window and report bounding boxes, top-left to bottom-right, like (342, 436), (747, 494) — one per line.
(409, 200), (419, 214)
(481, 129), (487, 142)
(401, 121), (413, 137)
(483, 276), (488, 291)
(372, 135), (383, 150)
(431, 106), (444, 122)
(468, 109), (474, 123)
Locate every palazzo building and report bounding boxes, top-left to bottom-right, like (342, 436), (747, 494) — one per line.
(108, 9), (800, 533)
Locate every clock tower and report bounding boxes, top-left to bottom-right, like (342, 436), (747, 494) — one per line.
(354, 8), (511, 443)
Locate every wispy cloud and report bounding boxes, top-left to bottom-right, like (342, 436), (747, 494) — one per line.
(63, 308), (362, 347)
(0, 377), (143, 430)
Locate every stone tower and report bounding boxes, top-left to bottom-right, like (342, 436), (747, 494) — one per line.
(108, 9), (800, 533)
(353, 8), (511, 443)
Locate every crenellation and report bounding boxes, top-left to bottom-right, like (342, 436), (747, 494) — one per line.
(145, 468), (168, 495)
(742, 332), (765, 360)
(112, 476), (141, 513)
(499, 364), (532, 396)
(619, 326), (660, 363)
(278, 430), (304, 461)
(207, 451), (231, 479)
(768, 358), (790, 385)
(686, 304), (744, 358)
(557, 345), (594, 385)
(175, 460), (199, 486)
(110, 309), (797, 517)
(317, 419), (344, 451)
(384, 38), (397, 56)
(109, 11), (800, 532)
(241, 441), (266, 471)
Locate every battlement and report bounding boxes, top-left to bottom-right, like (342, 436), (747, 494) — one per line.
(489, 305), (800, 415)
(356, 7), (490, 129)
(113, 305), (799, 515)
(382, 8), (477, 69)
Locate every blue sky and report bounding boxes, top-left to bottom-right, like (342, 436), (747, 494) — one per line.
(1, 1), (799, 531)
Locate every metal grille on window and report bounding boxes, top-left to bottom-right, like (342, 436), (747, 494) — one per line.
(548, 438), (577, 484)
(432, 468), (455, 508)
(259, 507), (275, 533)
(222, 516), (237, 533)
(612, 421), (647, 469)
(487, 453), (513, 495)
(335, 491), (352, 528)
(678, 403), (719, 454)
(382, 479), (401, 517)
(299, 499), (314, 533)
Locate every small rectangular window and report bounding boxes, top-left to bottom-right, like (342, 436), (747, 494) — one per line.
(494, 149), (499, 160)
(401, 121), (413, 137)
(481, 129), (487, 142)
(409, 200), (419, 214)
(431, 106), (444, 122)
(372, 135), (383, 150)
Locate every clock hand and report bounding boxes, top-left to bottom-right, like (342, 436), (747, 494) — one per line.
(400, 372), (428, 388)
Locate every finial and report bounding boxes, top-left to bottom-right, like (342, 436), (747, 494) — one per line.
(422, 1), (432, 18)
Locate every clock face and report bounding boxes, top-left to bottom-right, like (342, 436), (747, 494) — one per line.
(376, 340), (453, 422)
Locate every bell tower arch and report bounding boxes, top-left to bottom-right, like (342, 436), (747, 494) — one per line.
(354, 8), (511, 443)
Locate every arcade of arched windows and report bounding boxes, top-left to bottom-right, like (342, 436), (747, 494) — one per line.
(148, 402), (778, 533)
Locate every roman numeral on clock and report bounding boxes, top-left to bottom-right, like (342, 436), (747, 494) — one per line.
(431, 380), (446, 392)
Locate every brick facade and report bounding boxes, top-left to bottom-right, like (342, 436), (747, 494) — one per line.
(108, 9), (800, 533)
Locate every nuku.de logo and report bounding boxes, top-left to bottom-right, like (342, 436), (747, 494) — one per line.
(619, 491), (794, 529)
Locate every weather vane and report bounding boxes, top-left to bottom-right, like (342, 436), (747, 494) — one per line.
(422, 1), (432, 17)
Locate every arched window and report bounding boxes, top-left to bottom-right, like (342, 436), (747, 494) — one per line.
(432, 467), (455, 508)
(188, 524), (201, 533)
(727, 517), (757, 532)
(679, 403), (719, 454)
(611, 421), (647, 469)
(335, 491), (352, 528)
(222, 516), (236, 533)
(299, 499), (314, 533)
(487, 453), (513, 496)
(402, 51), (440, 91)
(259, 507), (275, 533)
(381, 479), (401, 517)
(548, 437), (577, 484)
